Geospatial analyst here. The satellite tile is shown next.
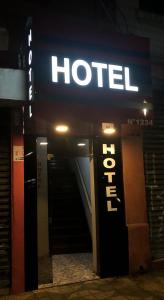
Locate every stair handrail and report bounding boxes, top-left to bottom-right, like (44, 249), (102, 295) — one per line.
(72, 158), (92, 236)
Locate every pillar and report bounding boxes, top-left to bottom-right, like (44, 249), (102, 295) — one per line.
(11, 108), (24, 293)
(121, 124), (151, 273)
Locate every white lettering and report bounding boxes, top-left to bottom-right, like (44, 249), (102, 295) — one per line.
(51, 56), (70, 84)
(29, 68), (32, 82)
(27, 28), (33, 119)
(51, 56), (139, 92)
(28, 29), (32, 47)
(29, 105), (32, 118)
(102, 143), (118, 212)
(108, 65), (124, 90)
(104, 172), (115, 183)
(124, 67), (139, 92)
(103, 158), (116, 169)
(103, 144), (115, 155)
(28, 50), (32, 66)
(72, 59), (92, 86)
(29, 85), (32, 100)
(106, 186), (117, 197)
(91, 62), (107, 87)
(107, 201), (117, 212)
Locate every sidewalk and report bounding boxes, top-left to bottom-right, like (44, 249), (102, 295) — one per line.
(1, 269), (164, 300)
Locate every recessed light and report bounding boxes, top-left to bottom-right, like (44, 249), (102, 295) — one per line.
(77, 143), (86, 147)
(102, 123), (116, 135)
(55, 125), (69, 133)
(103, 128), (116, 134)
(40, 142), (48, 145)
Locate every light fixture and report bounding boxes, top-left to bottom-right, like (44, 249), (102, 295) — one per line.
(142, 100), (149, 117)
(77, 143), (86, 147)
(25, 151), (33, 157)
(40, 142), (48, 145)
(102, 123), (116, 135)
(55, 124), (69, 133)
(103, 127), (116, 134)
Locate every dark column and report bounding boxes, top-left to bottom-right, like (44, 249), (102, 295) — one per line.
(24, 135), (38, 291)
(93, 136), (129, 277)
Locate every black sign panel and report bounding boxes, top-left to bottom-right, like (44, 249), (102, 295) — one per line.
(30, 15), (152, 109)
(33, 47), (152, 109)
(93, 136), (129, 277)
(22, 16), (153, 125)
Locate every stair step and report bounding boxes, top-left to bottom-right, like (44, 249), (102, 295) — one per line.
(52, 243), (92, 254)
(49, 174), (76, 181)
(49, 194), (82, 202)
(53, 232), (91, 240)
(52, 224), (89, 232)
(52, 207), (85, 215)
(52, 236), (91, 243)
(52, 231), (90, 238)
(48, 157), (91, 254)
(52, 219), (87, 224)
(53, 217), (86, 222)
(52, 222), (89, 230)
(49, 188), (79, 195)
(53, 215), (89, 221)
(52, 202), (85, 209)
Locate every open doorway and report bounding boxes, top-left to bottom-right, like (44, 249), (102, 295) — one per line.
(37, 136), (99, 287)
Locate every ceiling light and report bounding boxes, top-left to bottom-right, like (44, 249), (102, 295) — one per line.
(102, 123), (116, 135)
(77, 143), (86, 147)
(103, 127), (116, 134)
(55, 125), (69, 133)
(40, 142), (48, 145)
(142, 100), (148, 117)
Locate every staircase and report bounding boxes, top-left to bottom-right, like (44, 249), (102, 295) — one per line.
(48, 157), (92, 254)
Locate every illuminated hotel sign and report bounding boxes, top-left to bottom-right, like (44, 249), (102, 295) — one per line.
(27, 29), (33, 118)
(102, 143), (118, 212)
(96, 138), (128, 276)
(51, 56), (139, 92)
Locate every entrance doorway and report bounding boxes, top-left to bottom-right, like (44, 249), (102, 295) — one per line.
(25, 129), (131, 290)
(37, 136), (99, 287)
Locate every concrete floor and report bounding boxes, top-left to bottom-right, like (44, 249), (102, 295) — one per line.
(52, 253), (99, 286)
(1, 269), (164, 299)
(38, 252), (98, 287)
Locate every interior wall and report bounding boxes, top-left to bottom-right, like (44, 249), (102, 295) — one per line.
(76, 157), (91, 197)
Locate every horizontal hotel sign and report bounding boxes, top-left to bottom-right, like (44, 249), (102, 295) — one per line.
(28, 36), (152, 107)
(51, 56), (139, 92)
(23, 16), (152, 112)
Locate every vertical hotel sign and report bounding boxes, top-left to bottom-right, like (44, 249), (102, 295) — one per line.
(94, 137), (128, 277)
(27, 26), (33, 118)
(102, 143), (119, 212)
(95, 139), (124, 214)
